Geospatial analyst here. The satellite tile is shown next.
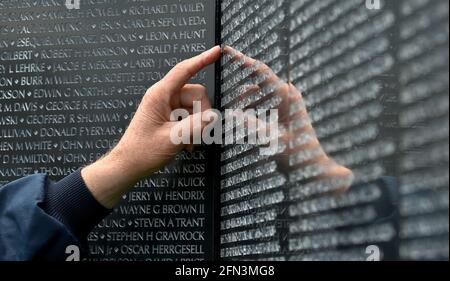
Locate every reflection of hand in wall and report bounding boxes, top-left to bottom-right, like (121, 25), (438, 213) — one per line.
(223, 46), (354, 193)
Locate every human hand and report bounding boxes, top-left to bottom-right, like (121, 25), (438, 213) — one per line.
(81, 46), (221, 208)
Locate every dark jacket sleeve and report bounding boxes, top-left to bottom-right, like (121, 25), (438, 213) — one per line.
(0, 170), (111, 261)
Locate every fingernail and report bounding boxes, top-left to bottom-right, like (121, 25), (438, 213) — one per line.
(206, 46), (220, 56)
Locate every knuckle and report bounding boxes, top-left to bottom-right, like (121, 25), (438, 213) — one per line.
(143, 84), (161, 102)
(194, 84), (207, 93)
(145, 83), (158, 97)
(259, 62), (270, 73)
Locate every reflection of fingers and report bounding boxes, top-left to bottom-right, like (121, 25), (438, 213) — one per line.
(223, 45), (274, 80)
(180, 84), (211, 111)
(289, 115), (315, 139)
(291, 136), (322, 152)
(274, 83), (293, 121)
(275, 129), (321, 172)
(237, 81), (288, 110)
(289, 83), (303, 100)
(323, 163), (354, 194)
(223, 84), (260, 105)
(223, 46), (270, 76)
(289, 143), (329, 167)
(238, 112), (281, 146)
(230, 84), (261, 107)
(223, 45), (256, 67)
(290, 156), (354, 194)
(224, 46), (288, 104)
(242, 84), (260, 97)
(286, 84), (307, 116)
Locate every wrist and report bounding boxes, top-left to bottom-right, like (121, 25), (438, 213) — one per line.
(81, 148), (138, 209)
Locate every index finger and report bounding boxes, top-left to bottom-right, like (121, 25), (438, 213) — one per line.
(162, 46), (221, 94)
